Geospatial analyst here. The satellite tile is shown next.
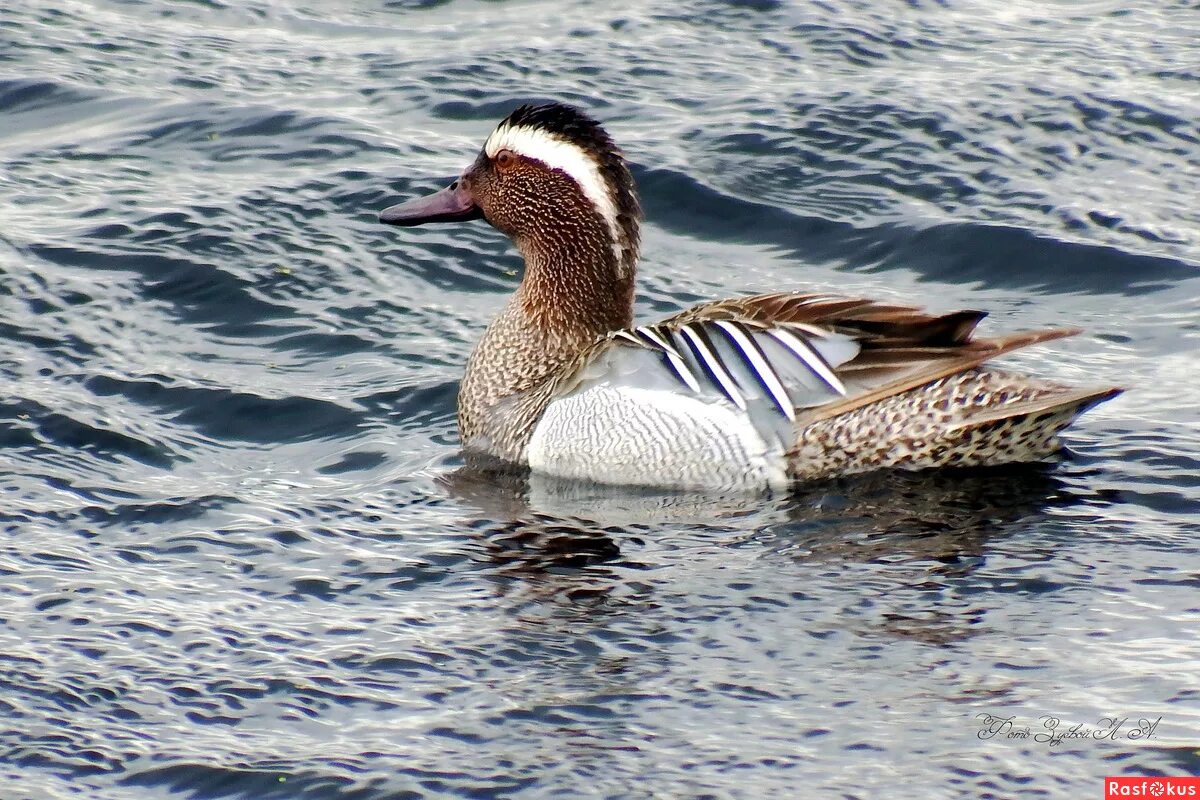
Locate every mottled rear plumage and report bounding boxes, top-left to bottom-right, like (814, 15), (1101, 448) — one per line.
(789, 369), (1120, 480)
(379, 103), (1122, 491)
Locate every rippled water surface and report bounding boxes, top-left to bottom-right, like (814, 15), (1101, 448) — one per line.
(3, 1), (1199, 798)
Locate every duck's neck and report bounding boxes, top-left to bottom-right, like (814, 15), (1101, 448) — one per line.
(516, 234), (634, 339)
(458, 228), (635, 455)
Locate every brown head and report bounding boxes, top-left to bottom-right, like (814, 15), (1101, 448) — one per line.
(380, 103), (642, 334)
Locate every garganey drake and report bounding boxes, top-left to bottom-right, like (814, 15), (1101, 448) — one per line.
(379, 102), (1121, 492)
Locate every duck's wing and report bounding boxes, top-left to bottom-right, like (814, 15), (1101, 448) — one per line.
(553, 291), (1079, 425)
(522, 291), (1080, 490)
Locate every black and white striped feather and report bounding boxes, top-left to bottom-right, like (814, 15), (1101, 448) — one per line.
(609, 319), (858, 421)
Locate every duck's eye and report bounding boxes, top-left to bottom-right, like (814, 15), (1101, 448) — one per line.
(494, 149), (516, 170)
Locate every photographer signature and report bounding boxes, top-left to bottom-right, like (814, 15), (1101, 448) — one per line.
(976, 714), (1161, 747)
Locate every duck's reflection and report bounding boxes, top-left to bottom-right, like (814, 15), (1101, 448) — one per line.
(441, 455), (1067, 573)
(441, 458), (1072, 653)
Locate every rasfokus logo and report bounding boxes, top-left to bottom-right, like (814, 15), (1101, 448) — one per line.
(1105, 777), (1200, 798)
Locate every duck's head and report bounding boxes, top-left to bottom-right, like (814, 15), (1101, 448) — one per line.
(380, 103), (641, 277)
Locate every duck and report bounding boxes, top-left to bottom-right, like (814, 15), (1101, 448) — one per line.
(379, 102), (1120, 492)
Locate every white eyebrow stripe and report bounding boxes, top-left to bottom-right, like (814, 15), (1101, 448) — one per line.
(484, 123), (622, 253)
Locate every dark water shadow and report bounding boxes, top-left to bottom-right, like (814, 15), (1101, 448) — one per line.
(635, 164), (1199, 296)
(767, 465), (1066, 563)
(435, 460), (1072, 649)
(440, 458), (1067, 574)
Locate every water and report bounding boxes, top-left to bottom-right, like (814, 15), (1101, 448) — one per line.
(2, 1), (1199, 797)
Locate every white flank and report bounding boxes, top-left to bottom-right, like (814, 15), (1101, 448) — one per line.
(526, 384), (789, 491)
(485, 122), (625, 259)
